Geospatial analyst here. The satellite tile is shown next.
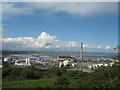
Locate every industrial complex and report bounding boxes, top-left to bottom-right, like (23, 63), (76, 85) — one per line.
(2, 43), (119, 72)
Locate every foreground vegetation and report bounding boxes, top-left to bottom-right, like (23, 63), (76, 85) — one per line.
(2, 60), (120, 89)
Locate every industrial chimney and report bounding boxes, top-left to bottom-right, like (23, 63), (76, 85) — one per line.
(80, 43), (83, 60)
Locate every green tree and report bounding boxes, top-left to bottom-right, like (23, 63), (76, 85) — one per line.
(10, 68), (22, 77)
(21, 69), (35, 79)
(55, 76), (70, 88)
(67, 70), (88, 79)
(2, 65), (13, 77)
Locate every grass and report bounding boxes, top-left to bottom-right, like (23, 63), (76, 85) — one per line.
(3, 78), (57, 88)
(68, 79), (78, 88)
(0, 68), (2, 89)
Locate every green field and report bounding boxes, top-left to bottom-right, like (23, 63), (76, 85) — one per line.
(0, 68), (2, 90)
(3, 78), (78, 88)
(3, 78), (57, 88)
(2, 61), (120, 88)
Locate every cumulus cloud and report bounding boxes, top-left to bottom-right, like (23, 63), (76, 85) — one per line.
(105, 45), (111, 49)
(2, 2), (117, 18)
(2, 32), (78, 51)
(2, 32), (114, 52)
(98, 45), (102, 49)
(37, 32), (56, 40)
(83, 44), (88, 48)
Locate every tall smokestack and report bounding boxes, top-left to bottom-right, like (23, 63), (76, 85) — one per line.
(80, 43), (83, 60)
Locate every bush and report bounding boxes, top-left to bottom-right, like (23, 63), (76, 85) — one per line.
(34, 71), (43, 79)
(10, 68), (23, 77)
(48, 67), (67, 76)
(21, 69), (35, 79)
(55, 76), (70, 88)
(2, 66), (13, 77)
(66, 70), (88, 79)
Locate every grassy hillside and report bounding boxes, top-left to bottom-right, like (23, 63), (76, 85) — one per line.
(3, 78), (57, 88)
(2, 61), (120, 89)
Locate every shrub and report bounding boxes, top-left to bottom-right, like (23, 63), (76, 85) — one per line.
(47, 67), (67, 76)
(55, 76), (70, 88)
(10, 68), (23, 77)
(34, 71), (43, 79)
(2, 66), (13, 77)
(66, 70), (88, 79)
(21, 69), (35, 79)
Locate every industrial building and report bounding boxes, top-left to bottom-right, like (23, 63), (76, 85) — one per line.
(2, 43), (118, 72)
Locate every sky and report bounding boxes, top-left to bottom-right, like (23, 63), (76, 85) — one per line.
(1, 2), (118, 52)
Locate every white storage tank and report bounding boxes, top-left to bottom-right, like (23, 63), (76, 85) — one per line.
(4, 58), (11, 62)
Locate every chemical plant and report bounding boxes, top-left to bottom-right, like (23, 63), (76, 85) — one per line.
(2, 43), (119, 72)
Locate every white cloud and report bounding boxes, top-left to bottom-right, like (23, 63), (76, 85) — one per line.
(37, 32), (56, 40)
(83, 44), (88, 48)
(68, 41), (77, 47)
(2, 32), (78, 51)
(98, 45), (102, 49)
(2, 32), (115, 52)
(56, 45), (61, 48)
(105, 45), (111, 49)
(2, 2), (117, 18)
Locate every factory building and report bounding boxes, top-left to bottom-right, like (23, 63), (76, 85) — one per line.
(14, 58), (31, 66)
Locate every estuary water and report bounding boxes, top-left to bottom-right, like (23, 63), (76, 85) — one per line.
(9, 52), (118, 60)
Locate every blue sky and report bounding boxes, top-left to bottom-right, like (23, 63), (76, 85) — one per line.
(1, 2), (118, 52)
